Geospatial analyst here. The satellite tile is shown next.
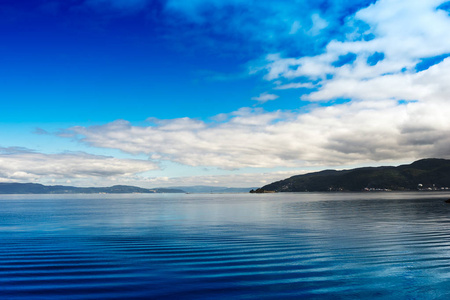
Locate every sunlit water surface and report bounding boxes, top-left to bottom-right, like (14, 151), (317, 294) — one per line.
(2, 192), (450, 299)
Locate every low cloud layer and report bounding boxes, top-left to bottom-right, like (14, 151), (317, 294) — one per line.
(68, 97), (450, 170)
(0, 148), (158, 184)
(0, 146), (305, 187)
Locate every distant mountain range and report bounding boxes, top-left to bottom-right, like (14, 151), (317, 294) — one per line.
(0, 183), (185, 194)
(169, 186), (258, 193)
(252, 158), (450, 193)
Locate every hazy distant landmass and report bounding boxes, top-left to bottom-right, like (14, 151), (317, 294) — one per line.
(169, 186), (258, 193)
(0, 183), (185, 194)
(252, 158), (450, 193)
(0, 183), (258, 195)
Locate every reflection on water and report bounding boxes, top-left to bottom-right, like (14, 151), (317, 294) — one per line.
(1, 192), (450, 299)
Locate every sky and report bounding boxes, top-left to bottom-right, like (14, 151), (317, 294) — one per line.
(1, 0), (450, 188)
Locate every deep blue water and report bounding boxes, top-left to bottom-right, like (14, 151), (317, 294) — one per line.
(2, 192), (450, 299)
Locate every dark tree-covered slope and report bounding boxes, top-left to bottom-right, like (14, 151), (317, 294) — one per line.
(256, 158), (450, 192)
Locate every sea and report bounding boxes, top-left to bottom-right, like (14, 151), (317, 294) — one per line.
(2, 192), (450, 299)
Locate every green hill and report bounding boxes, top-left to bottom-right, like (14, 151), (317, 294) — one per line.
(253, 158), (450, 192)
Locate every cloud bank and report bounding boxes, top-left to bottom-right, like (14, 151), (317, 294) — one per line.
(0, 148), (158, 184)
(68, 94), (450, 170)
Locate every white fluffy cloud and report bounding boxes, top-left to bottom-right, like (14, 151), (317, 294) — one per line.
(0, 148), (158, 184)
(306, 57), (450, 102)
(67, 95), (450, 170)
(262, 0), (450, 99)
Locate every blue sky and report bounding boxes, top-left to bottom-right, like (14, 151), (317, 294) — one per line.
(1, 0), (450, 187)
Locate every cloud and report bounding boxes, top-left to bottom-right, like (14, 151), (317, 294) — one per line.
(0, 148), (158, 184)
(304, 58), (450, 102)
(66, 95), (450, 170)
(260, 0), (450, 97)
(251, 92), (279, 103)
(33, 128), (49, 135)
(308, 13), (329, 36)
(227, 0), (450, 172)
(274, 82), (314, 90)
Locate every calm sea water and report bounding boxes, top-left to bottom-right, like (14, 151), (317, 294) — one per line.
(2, 192), (450, 299)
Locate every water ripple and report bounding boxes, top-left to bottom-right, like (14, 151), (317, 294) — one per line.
(2, 193), (450, 299)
